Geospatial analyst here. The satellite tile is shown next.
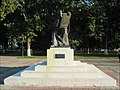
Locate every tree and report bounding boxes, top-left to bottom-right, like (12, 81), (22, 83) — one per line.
(20, 0), (45, 56)
(0, 0), (44, 56)
(0, 0), (21, 21)
(94, 0), (120, 54)
(0, 0), (119, 55)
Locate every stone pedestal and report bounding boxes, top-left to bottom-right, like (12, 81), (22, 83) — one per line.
(4, 47), (117, 87)
(47, 47), (74, 66)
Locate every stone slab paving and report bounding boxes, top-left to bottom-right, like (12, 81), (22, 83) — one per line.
(0, 56), (120, 90)
(0, 85), (120, 90)
(0, 56), (42, 84)
(80, 59), (120, 88)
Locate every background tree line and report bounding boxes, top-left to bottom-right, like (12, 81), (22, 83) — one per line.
(0, 0), (120, 56)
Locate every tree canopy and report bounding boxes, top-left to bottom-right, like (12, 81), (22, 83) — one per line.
(0, 0), (120, 55)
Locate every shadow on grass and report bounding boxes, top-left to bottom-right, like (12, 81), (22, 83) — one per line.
(75, 53), (117, 57)
(0, 50), (46, 56)
(0, 50), (117, 58)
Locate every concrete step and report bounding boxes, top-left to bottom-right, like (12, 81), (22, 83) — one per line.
(4, 61), (117, 87)
(4, 76), (116, 87)
(21, 71), (107, 78)
(35, 64), (102, 73)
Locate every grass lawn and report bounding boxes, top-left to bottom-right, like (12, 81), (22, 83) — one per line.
(17, 56), (47, 59)
(17, 54), (118, 59)
(74, 54), (118, 59)
(1, 49), (118, 59)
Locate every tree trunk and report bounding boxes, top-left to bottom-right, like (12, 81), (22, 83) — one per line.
(27, 37), (31, 56)
(21, 34), (24, 56)
(3, 45), (6, 54)
(87, 48), (90, 54)
(21, 41), (24, 56)
(3, 47), (6, 54)
(105, 33), (108, 55)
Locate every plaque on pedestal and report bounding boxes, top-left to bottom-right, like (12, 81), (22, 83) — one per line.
(47, 47), (74, 66)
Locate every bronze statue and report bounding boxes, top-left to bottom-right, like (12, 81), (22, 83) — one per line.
(51, 10), (71, 47)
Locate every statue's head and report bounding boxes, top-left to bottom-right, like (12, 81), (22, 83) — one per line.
(67, 12), (71, 16)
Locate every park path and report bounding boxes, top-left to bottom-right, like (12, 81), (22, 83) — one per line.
(0, 56), (42, 84)
(0, 56), (120, 90)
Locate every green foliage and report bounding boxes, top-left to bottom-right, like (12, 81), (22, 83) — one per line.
(0, 0), (21, 21)
(70, 39), (80, 49)
(0, 0), (120, 52)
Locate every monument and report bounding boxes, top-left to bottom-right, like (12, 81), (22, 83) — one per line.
(4, 11), (116, 87)
(48, 10), (73, 66)
(51, 10), (71, 47)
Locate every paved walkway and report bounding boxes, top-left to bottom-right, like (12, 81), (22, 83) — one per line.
(0, 56), (120, 90)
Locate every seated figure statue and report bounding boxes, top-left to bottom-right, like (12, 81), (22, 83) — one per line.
(51, 10), (71, 47)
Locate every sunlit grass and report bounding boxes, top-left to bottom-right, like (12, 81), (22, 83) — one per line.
(74, 55), (117, 59)
(17, 56), (47, 59)
(17, 54), (118, 59)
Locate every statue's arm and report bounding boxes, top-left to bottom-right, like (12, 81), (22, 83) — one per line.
(60, 10), (63, 17)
